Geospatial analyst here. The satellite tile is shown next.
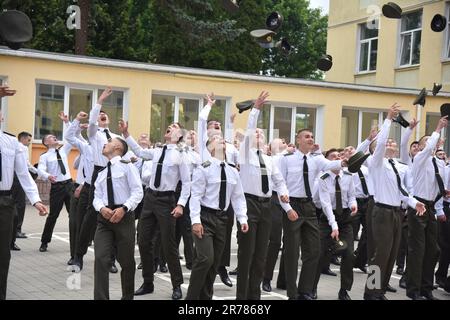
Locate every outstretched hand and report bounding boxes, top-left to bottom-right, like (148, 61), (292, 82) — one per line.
(254, 91), (269, 110)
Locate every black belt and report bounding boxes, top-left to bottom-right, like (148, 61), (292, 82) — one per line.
(272, 191), (278, 197)
(290, 197), (312, 203)
(201, 205), (227, 216)
(245, 193), (271, 203)
(357, 197), (369, 203)
(414, 196), (435, 207)
(106, 204), (124, 210)
(375, 202), (401, 210)
(54, 179), (72, 185)
(0, 190), (12, 196)
(148, 189), (175, 197)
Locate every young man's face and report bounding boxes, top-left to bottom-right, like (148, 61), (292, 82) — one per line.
(98, 111), (110, 127)
(296, 131), (314, 149)
(20, 136), (32, 147)
(208, 134), (226, 154)
(410, 143), (419, 157)
(327, 151), (340, 161)
(164, 123), (181, 141)
(436, 150), (446, 160)
(44, 135), (58, 147)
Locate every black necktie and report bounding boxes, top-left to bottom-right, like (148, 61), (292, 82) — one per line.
(219, 162), (227, 210)
(388, 159), (408, 197)
(335, 175), (343, 216)
(55, 148), (67, 175)
(303, 155), (312, 198)
(257, 150), (269, 194)
(357, 169), (369, 196)
(107, 161), (115, 207)
(432, 157), (445, 201)
(104, 128), (111, 140)
(154, 145), (167, 188)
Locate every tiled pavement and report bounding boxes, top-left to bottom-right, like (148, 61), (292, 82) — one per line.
(6, 205), (450, 300)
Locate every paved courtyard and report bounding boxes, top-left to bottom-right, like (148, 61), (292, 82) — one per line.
(6, 205), (450, 300)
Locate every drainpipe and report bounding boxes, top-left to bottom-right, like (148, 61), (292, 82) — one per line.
(415, 104), (422, 141)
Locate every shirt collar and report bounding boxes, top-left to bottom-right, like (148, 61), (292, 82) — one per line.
(109, 155), (121, 165)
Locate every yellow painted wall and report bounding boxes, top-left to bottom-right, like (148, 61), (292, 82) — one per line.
(327, 0), (449, 90)
(1, 52), (449, 171)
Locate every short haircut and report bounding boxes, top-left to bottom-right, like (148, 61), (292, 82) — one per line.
(410, 140), (419, 149)
(296, 128), (312, 137)
(325, 148), (339, 159)
(115, 137), (128, 156)
(41, 134), (49, 147)
(99, 110), (107, 115)
(18, 131), (32, 141)
(436, 149), (445, 153)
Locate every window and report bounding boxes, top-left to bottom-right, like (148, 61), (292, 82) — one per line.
(268, 105), (317, 144)
(340, 108), (402, 148)
(34, 83), (125, 141)
(399, 11), (422, 66)
(358, 21), (378, 72)
(150, 93), (228, 143)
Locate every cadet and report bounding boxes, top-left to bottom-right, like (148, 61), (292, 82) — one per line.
(186, 134), (248, 300)
(92, 137), (143, 300)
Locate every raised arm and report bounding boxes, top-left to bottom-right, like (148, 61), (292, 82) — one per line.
(88, 87), (112, 138)
(198, 93), (215, 162)
(118, 119), (155, 160)
(371, 103), (398, 168)
(400, 119), (418, 165)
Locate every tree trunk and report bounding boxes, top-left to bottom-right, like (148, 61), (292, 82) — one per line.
(75, 0), (90, 55)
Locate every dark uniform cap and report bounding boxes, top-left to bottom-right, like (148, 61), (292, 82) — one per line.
(382, 2), (402, 19)
(413, 87), (427, 106)
(432, 83), (442, 96)
(348, 151), (370, 173)
(329, 238), (348, 255)
(266, 11), (283, 31)
(0, 10), (33, 50)
(440, 103), (450, 119)
(221, 0), (239, 13)
(236, 100), (254, 114)
(276, 37), (291, 55)
(317, 54), (333, 72)
(392, 113), (410, 128)
(431, 14), (447, 32)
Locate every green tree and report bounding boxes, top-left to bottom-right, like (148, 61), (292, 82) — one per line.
(262, 0), (328, 79)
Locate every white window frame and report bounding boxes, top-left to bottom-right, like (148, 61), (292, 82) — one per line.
(151, 90), (230, 132)
(356, 21), (379, 73)
(343, 107), (406, 146)
(267, 103), (322, 145)
(398, 10), (422, 67)
(34, 80), (128, 143)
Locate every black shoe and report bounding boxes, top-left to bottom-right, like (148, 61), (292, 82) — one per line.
(363, 293), (380, 300)
(185, 263), (192, 270)
(331, 256), (341, 266)
(421, 291), (439, 300)
(229, 267), (238, 276)
(407, 292), (426, 300)
(137, 262), (143, 270)
(379, 294), (388, 300)
(321, 268), (337, 276)
(110, 263), (118, 274)
(354, 264), (367, 273)
(276, 282), (286, 290)
(134, 283), (154, 296)
(16, 232), (27, 239)
(436, 277), (446, 288)
(297, 292), (313, 300)
(11, 243), (21, 251)
(75, 256), (83, 271)
(385, 284), (397, 293)
(159, 264), (168, 273)
(218, 268), (233, 287)
(39, 243), (47, 252)
(396, 266), (404, 275)
(262, 279), (272, 292)
(67, 257), (74, 265)
(172, 286), (182, 300)
(399, 276), (406, 289)
(338, 289), (351, 300)
(310, 288), (317, 300)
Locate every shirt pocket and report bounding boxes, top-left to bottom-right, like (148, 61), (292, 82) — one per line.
(111, 171), (126, 184)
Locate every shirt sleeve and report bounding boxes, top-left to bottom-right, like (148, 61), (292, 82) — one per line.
(239, 108), (259, 165)
(400, 127), (413, 165)
(318, 177), (338, 231)
(125, 135), (155, 160)
(88, 103), (101, 138)
(198, 104), (212, 162)
(93, 172), (106, 212)
(37, 153), (50, 181)
(412, 131), (440, 169)
(278, 156), (293, 213)
(14, 144), (41, 205)
(176, 152), (192, 207)
(231, 173), (248, 225)
(189, 167), (206, 225)
(371, 119), (391, 168)
(356, 139), (371, 153)
(123, 164), (144, 212)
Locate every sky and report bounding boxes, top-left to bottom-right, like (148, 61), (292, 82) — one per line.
(309, 0), (330, 14)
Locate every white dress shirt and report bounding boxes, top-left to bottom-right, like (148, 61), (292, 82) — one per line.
(125, 136), (191, 207)
(18, 143), (37, 175)
(0, 131), (41, 204)
(350, 165), (370, 199)
(189, 157), (247, 225)
(37, 142), (72, 182)
(400, 127), (414, 166)
(141, 160), (153, 188)
(318, 170), (357, 231)
(198, 103), (239, 165)
(369, 119), (417, 209)
(411, 131), (445, 216)
(279, 150), (342, 212)
(88, 103), (122, 167)
(66, 119), (94, 184)
(93, 155), (143, 212)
